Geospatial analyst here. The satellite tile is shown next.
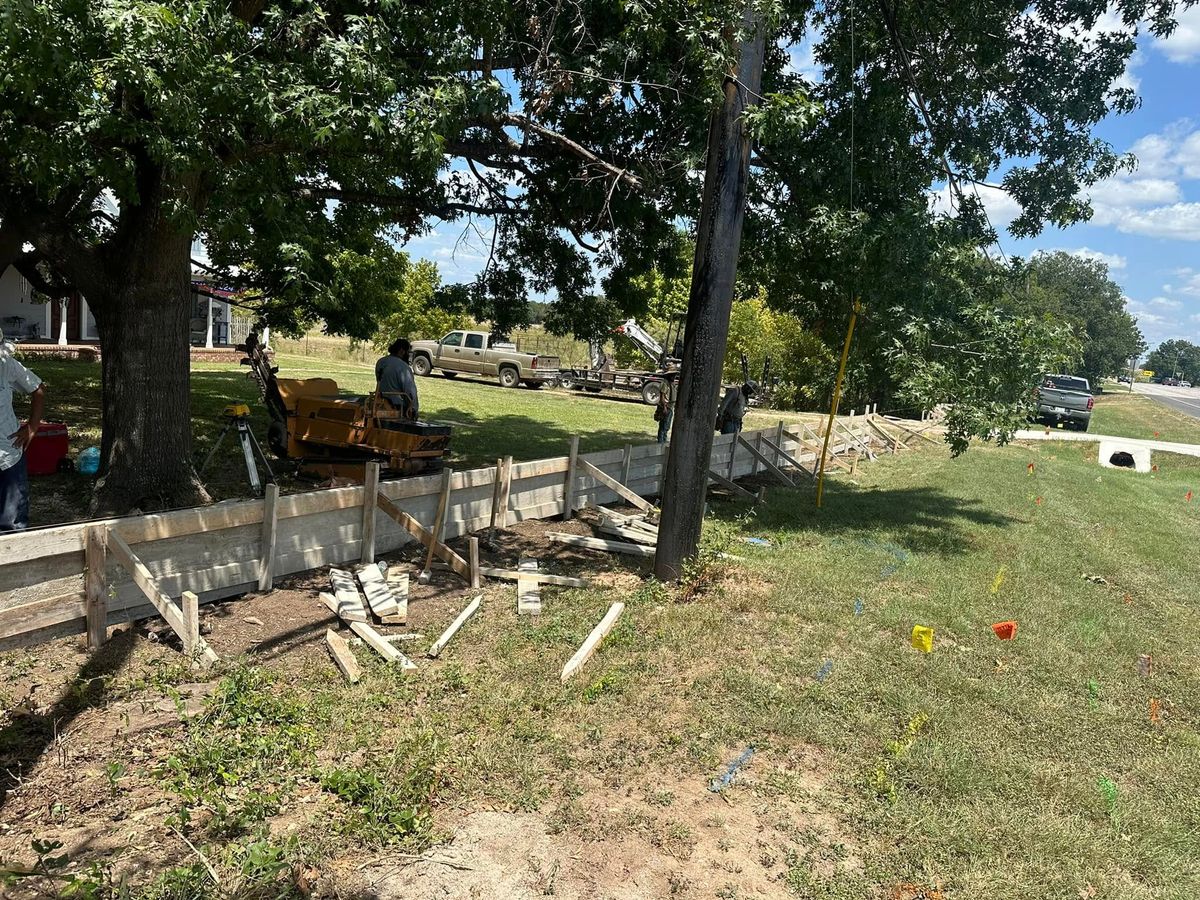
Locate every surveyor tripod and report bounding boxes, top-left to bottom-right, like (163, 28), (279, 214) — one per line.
(199, 404), (276, 494)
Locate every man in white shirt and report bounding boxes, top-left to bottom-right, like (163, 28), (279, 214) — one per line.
(0, 335), (45, 531)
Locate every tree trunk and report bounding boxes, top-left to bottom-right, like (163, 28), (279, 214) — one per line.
(89, 226), (210, 515)
(654, 11), (767, 581)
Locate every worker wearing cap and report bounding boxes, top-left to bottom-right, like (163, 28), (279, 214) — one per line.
(716, 380), (757, 435)
(376, 338), (419, 420)
(0, 332), (45, 530)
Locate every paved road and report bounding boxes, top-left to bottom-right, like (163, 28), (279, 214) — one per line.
(1131, 382), (1200, 420)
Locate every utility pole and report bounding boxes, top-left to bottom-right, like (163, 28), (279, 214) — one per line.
(654, 9), (768, 581)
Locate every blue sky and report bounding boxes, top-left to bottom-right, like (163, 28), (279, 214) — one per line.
(406, 9), (1200, 355)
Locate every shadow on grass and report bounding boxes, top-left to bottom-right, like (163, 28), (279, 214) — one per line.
(713, 479), (1020, 557)
(0, 632), (135, 812)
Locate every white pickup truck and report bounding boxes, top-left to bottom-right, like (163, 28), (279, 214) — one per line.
(410, 330), (560, 389)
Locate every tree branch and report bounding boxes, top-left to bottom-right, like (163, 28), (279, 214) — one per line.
(501, 115), (644, 190)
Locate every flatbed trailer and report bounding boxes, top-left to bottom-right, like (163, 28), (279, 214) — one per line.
(559, 367), (670, 405)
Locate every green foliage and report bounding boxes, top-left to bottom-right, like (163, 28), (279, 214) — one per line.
(889, 299), (1080, 455)
(725, 293), (836, 406)
(161, 667), (318, 838)
(1145, 339), (1200, 382)
(371, 259), (471, 350)
(1009, 252), (1145, 383)
(320, 733), (442, 848)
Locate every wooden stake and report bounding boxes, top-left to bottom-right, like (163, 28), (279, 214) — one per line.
(422, 467), (454, 581)
(736, 435), (793, 486)
(561, 602), (625, 682)
(620, 444), (633, 485)
(376, 493), (471, 582)
(361, 462), (380, 564)
(577, 458), (654, 513)
(325, 629), (361, 683)
(517, 558), (541, 615)
(181, 591), (199, 656)
(488, 457), (505, 540)
(497, 455), (513, 530)
(469, 536), (481, 589)
(258, 483), (279, 592)
(563, 435), (580, 521)
(84, 525), (108, 650)
(350, 620), (417, 671)
(428, 595), (481, 658)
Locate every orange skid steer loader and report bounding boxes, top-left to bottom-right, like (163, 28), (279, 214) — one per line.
(239, 333), (451, 482)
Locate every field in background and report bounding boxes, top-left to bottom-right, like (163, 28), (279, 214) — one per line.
(1, 419), (1197, 898)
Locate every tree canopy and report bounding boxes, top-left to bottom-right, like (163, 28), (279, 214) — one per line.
(1146, 339), (1200, 382)
(0, 0), (1190, 511)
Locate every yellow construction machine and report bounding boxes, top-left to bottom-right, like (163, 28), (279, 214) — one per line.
(239, 332), (451, 482)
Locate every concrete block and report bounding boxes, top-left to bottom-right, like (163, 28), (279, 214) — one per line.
(1098, 440), (1151, 473)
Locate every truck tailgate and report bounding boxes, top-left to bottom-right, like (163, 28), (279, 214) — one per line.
(534, 355), (560, 371)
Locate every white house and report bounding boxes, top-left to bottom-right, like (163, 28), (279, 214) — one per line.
(0, 265), (259, 349)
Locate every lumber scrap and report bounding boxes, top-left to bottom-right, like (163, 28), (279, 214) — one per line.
(325, 629), (361, 683)
(517, 558), (542, 615)
(84, 526), (108, 649)
(428, 594), (482, 658)
(561, 602), (625, 682)
(549, 533), (655, 558)
(106, 529), (218, 665)
(479, 567), (589, 588)
(385, 567), (409, 623)
(330, 568), (370, 622)
(320, 590), (368, 624)
(563, 435), (580, 520)
(376, 492), (471, 582)
(350, 620), (418, 672)
(577, 458), (654, 514)
(736, 435), (794, 487)
(598, 523), (657, 546)
(360, 462), (380, 564)
(258, 483), (279, 591)
(356, 564), (401, 620)
(707, 469), (758, 500)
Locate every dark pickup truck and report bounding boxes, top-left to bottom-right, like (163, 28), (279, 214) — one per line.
(1035, 374), (1093, 431)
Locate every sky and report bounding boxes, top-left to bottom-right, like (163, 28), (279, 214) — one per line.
(405, 8), (1200, 356)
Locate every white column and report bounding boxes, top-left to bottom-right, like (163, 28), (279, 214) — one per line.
(43, 299), (52, 342)
(57, 299), (68, 345)
(261, 326), (270, 348)
(204, 297), (214, 349)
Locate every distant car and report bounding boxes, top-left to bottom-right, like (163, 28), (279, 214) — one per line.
(1117, 375), (1132, 384)
(1183, 381), (1193, 388)
(1035, 374), (1093, 431)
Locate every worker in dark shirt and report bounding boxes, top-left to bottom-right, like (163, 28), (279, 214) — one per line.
(375, 338), (419, 420)
(717, 380), (757, 434)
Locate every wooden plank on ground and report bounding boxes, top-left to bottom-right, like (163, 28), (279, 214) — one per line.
(356, 564), (400, 619)
(561, 602), (625, 682)
(320, 590), (368, 623)
(577, 458), (654, 513)
(349, 620), (417, 672)
(517, 558), (541, 615)
(428, 594), (482, 658)
(479, 567), (589, 588)
(325, 629), (361, 683)
(330, 568), (370, 622)
(385, 567), (409, 623)
(736, 435), (794, 486)
(258, 483), (279, 592)
(549, 533), (655, 558)
(360, 462), (380, 564)
(84, 525), (107, 649)
(598, 523), (657, 546)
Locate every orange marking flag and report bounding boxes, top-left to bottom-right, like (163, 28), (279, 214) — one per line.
(991, 621), (1018, 641)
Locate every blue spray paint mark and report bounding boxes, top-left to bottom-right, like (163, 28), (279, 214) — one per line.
(880, 563), (899, 578)
(816, 659), (834, 682)
(854, 598), (864, 616)
(708, 746), (755, 793)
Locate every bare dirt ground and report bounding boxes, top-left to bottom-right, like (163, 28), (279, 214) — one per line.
(1, 512), (862, 898)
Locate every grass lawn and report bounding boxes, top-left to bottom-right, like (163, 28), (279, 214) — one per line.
(15, 354), (819, 526)
(1089, 388), (1200, 444)
(2, 420), (1198, 897)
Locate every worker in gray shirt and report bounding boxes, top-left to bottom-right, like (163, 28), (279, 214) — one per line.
(716, 380), (757, 435)
(375, 338), (419, 420)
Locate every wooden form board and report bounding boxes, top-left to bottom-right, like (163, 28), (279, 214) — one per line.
(350, 620), (418, 672)
(428, 595), (481, 658)
(517, 558), (541, 616)
(549, 533), (656, 558)
(1, 422), (878, 649)
(356, 564), (400, 619)
(320, 590), (368, 624)
(561, 602), (625, 682)
(325, 629), (361, 683)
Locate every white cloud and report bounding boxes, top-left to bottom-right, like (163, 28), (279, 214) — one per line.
(1110, 203), (1200, 240)
(1155, 6), (1200, 63)
(1150, 296), (1183, 309)
(929, 182), (1022, 229)
(1168, 269), (1200, 297)
(1046, 246), (1127, 269)
(784, 38), (821, 82)
(1087, 176), (1181, 212)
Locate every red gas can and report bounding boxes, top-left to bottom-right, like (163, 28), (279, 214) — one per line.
(24, 422), (70, 475)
